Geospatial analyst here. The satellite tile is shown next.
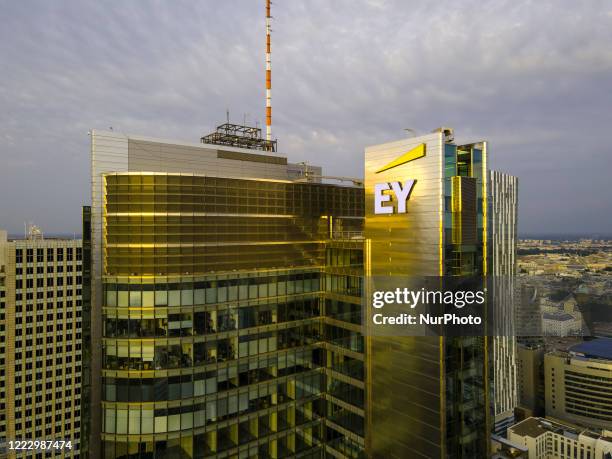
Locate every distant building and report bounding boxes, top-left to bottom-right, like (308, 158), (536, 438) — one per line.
(516, 282), (542, 336)
(0, 229), (83, 457)
(507, 417), (612, 459)
(545, 339), (612, 430)
(542, 311), (582, 336)
(558, 294), (578, 314)
(592, 322), (612, 339)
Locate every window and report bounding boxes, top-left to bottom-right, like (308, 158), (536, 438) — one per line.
(16, 249), (23, 264)
(37, 249), (44, 262)
(47, 249), (54, 262)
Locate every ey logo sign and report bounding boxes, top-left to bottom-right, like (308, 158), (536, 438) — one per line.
(373, 143), (424, 215)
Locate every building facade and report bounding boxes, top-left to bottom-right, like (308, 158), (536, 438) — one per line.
(364, 128), (518, 457)
(545, 339), (612, 430)
(89, 127), (366, 458)
(0, 229), (83, 458)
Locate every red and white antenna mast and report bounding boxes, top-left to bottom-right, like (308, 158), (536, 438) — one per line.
(265, 0), (272, 142)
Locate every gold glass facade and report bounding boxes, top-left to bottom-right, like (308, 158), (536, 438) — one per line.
(99, 172), (365, 458)
(364, 132), (490, 458)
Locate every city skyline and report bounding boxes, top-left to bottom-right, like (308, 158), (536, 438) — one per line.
(0, 3), (610, 458)
(1, 1), (612, 234)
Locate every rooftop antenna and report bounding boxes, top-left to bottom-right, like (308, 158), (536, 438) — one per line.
(226, 109), (230, 124)
(404, 128), (417, 137)
(265, 0), (272, 141)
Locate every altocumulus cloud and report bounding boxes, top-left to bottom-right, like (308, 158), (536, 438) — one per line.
(0, 0), (611, 234)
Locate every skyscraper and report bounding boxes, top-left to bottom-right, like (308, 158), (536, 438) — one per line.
(87, 124), (516, 458)
(88, 125), (366, 458)
(489, 170), (519, 435)
(0, 228), (83, 457)
(364, 128), (518, 457)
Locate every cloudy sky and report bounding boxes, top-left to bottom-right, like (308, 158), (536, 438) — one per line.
(1, 0), (611, 235)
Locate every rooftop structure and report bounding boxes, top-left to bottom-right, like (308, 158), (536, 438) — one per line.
(201, 122), (277, 152)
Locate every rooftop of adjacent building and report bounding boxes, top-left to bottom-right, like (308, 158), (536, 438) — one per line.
(570, 338), (612, 361)
(0, 225), (81, 244)
(509, 417), (612, 443)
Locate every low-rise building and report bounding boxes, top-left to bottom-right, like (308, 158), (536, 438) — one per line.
(507, 417), (612, 459)
(545, 339), (612, 430)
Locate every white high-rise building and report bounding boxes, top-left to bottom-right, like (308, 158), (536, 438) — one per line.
(489, 170), (519, 436)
